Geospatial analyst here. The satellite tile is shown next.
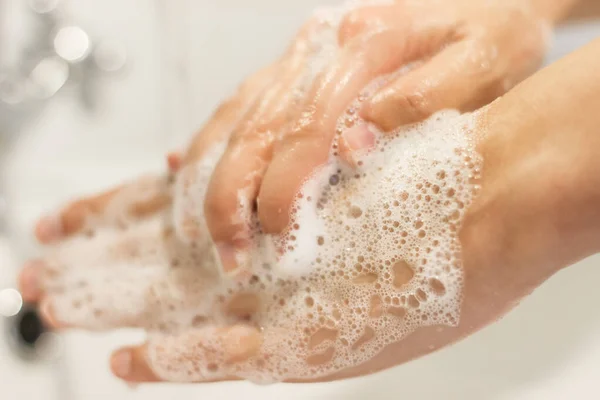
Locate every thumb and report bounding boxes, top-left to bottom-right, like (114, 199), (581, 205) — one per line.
(363, 40), (503, 132)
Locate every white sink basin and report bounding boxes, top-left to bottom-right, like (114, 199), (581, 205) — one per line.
(1, 1), (599, 398)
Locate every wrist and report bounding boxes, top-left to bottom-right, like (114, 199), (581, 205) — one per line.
(468, 102), (600, 281)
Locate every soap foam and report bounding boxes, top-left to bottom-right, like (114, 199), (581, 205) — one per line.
(40, 0), (482, 383)
(42, 108), (480, 382)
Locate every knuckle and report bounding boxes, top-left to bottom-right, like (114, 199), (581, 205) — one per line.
(399, 90), (432, 120)
(365, 87), (433, 129)
(465, 40), (497, 71)
(227, 128), (249, 149)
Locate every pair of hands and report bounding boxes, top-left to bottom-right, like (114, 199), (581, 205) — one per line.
(18, 0), (568, 384)
(193, 0), (548, 276)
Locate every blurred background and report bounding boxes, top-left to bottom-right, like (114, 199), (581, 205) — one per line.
(0, 1), (600, 399)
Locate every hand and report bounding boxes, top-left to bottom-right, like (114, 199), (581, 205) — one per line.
(19, 57), (277, 310)
(204, 0), (551, 276)
(21, 110), (507, 384)
(19, 37), (600, 383)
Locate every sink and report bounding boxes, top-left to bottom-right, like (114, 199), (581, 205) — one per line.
(1, 1), (599, 398)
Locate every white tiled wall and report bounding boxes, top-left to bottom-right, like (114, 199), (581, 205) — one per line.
(3, 1), (600, 398)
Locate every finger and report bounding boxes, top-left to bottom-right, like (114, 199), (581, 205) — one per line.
(337, 3), (403, 46)
(204, 29), (316, 275)
(258, 27), (427, 234)
(38, 63), (275, 245)
(36, 176), (170, 243)
(33, 222), (210, 332)
(38, 298), (66, 330)
(166, 152), (183, 173)
(19, 258), (64, 307)
(337, 123), (376, 166)
(171, 63), (279, 245)
(37, 270), (184, 333)
(111, 346), (161, 383)
(363, 40), (504, 132)
(18, 260), (45, 303)
(182, 63), (279, 165)
(110, 325), (262, 383)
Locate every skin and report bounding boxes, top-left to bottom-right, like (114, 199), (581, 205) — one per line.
(201, 0), (566, 276)
(19, 36), (600, 384)
(32, 0), (588, 272)
(17, 0), (600, 385)
(126, 36), (600, 382)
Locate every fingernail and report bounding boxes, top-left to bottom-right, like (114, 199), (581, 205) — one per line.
(342, 124), (375, 151)
(19, 263), (40, 302)
(35, 215), (63, 243)
(111, 350), (132, 379)
(338, 124), (375, 166)
(216, 243), (239, 275)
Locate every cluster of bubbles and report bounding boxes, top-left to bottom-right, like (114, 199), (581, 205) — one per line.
(40, 0), (482, 384)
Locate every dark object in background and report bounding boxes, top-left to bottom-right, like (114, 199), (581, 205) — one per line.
(16, 305), (46, 347)
(5, 303), (50, 361)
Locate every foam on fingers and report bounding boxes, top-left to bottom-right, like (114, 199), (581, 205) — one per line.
(42, 108), (480, 381)
(39, 0), (483, 384)
(144, 325), (263, 383)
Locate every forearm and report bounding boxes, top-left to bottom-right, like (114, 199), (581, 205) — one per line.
(474, 37), (600, 276)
